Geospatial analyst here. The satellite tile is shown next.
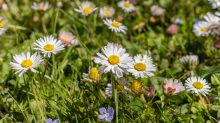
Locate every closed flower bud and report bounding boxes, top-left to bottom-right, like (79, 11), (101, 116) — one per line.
(33, 16), (39, 23)
(179, 55), (198, 71)
(57, 2), (63, 8)
(150, 5), (165, 17)
(116, 15), (123, 22)
(144, 85), (155, 101)
(167, 24), (178, 35)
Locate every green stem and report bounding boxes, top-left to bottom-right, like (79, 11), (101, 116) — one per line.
(198, 94), (214, 123)
(163, 98), (168, 110)
(140, 94), (147, 108)
(41, 17), (48, 35)
(187, 94), (195, 118)
(111, 73), (118, 123)
(0, 94), (9, 113)
(29, 72), (44, 120)
(40, 56), (49, 93)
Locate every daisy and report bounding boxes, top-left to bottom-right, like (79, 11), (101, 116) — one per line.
(134, 54), (153, 64)
(179, 55), (198, 71)
(31, 2), (51, 11)
(193, 21), (211, 37)
(162, 78), (185, 95)
(94, 42), (132, 77)
(167, 24), (178, 35)
(10, 52), (43, 77)
(185, 77), (211, 96)
(82, 67), (101, 84)
(131, 80), (145, 95)
(74, 1), (98, 16)
(118, 0), (135, 13)
(127, 57), (156, 79)
(105, 77), (130, 97)
(99, 6), (115, 18)
(150, 5), (165, 17)
(208, 0), (220, 9)
(211, 26), (220, 35)
(34, 35), (65, 58)
(203, 12), (220, 28)
(98, 107), (114, 122)
(103, 18), (127, 34)
(0, 17), (8, 36)
(58, 31), (78, 47)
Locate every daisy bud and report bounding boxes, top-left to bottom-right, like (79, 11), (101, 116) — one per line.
(57, 2), (63, 8)
(167, 24), (178, 35)
(150, 5), (165, 17)
(179, 55), (199, 71)
(162, 79), (185, 98)
(116, 15), (123, 22)
(33, 16), (39, 23)
(144, 85), (155, 101)
(131, 80), (145, 96)
(214, 37), (220, 49)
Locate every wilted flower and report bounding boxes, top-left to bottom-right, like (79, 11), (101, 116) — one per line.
(31, 2), (51, 11)
(34, 35), (65, 58)
(98, 107), (114, 122)
(167, 24), (178, 35)
(144, 85), (155, 101)
(214, 37), (220, 48)
(105, 77), (130, 97)
(150, 5), (165, 16)
(185, 77), (211, 96)
(0, 17), (8, 36)
(118, 0), (135, 13)
(82, 67), (100, 84)
(103, 18), (127, 34)
(173, 18), (182, 24)
(58, 31), (78, 47)
(179, 55), (198, 71)
(10, 52), (43, 77)
(74, 1), (98, 16)
(162, 79), (185, 97)
(46, 118), (60, 123)
(99, 6), (115, 18)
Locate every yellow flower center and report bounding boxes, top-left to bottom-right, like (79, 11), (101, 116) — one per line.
(63, 38), (68, 42)
(116, 82), (124, 91)
(193, 81), (204, 89)
(105, 113), (109, 117)
(83, 7), (91, 14)
(216, 27), (219, 29)
(0, 0), (2, 3)
(166, 87), (174, 92)
(0, 21), (4, 28)
(201, 27), (207, 32)
(21, 59), (33, 68)
(131, 80), (141, 91)
(108, 55), (120, 65)
(124, 2), (130, 7)
(39, 5), (44, 10)
(111, 22), (120, 28)
(134, 63), (146, 71)
(89, 67), (100, 81)
(44, 44), (54, 51)
(104, 11), (111, 15)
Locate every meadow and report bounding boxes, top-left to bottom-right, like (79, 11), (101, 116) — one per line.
(0, 0), (220, 122)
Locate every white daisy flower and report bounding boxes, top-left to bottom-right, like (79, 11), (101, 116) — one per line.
(215, 11), (220, 16)
(127, 57), (156, 79)
(103, 18), (127, 34)
(82, 67), (101, 84)
(185, 77), (211, 96)
(10, 52), (43, 77)
(0, 17), (8, 36)
(193, 21), (211, 37)
(150, 5), (165, 16)
(208, 0), (220, 9)
(134, 54), (153, 64)
(203, 12), (220, 28)
(74, 1), (98, 16)
(31, 2), (51, 11)
(105, 77), (130, 97)
(34, 35), (65, 58)
(94, 42), (133, 77)
(99, 6), (115, 18)
(162, 78), (185, 95)
(179, 55), (198, 71)
(211, 26), (220, 35)
(118, 0), (135, 13)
